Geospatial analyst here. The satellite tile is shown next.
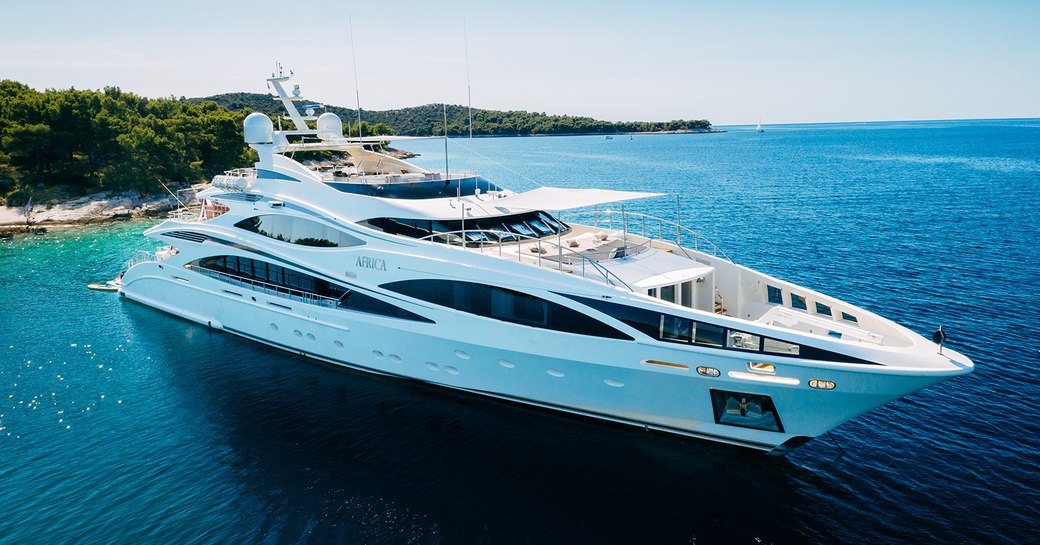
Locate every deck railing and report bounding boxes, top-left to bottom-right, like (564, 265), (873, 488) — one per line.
(562, 209), (732, 262)
(417, 229), (635, 291)
(191, 266), (341, 308)
(167, 207), (202, 222)
(124, 246), (179, 269)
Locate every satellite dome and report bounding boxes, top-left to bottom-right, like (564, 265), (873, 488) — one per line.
(316, 112), (344, 141)
(243, 112), (274, 144)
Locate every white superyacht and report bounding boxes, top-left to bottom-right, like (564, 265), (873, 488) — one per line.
(119, 68), (973, 454)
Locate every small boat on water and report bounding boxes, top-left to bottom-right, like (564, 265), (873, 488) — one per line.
(756, 120), (764, 133)
(88, 280), (120, 291)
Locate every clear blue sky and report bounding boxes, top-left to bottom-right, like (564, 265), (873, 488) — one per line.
(3, 0), (1038, 125)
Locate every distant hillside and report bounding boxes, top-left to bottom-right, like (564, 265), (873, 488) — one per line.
(191, 92), (714, 136)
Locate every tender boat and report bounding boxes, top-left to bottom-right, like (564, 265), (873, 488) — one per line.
(119, 67), (973, 454)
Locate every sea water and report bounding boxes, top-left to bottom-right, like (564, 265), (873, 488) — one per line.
(1, 119), (1038, 544)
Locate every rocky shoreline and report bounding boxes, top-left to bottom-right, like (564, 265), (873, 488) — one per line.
(0, 185), (205, 237)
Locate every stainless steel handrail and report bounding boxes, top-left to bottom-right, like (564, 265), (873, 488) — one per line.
(192, 266), (341, 308)
(221, 168), (257, 177)
(563, 209), (732, 262)
(124, 247), (177, 269)
(417, 229), (634, 291)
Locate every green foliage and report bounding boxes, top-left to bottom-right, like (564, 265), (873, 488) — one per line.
(0, 80), (714, 202)
(0, 81), (253, 198)
(3, 189), (30, 207)
(196, 93), (713, 137)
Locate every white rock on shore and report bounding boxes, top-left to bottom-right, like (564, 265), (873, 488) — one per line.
(0, 186), (204, 227)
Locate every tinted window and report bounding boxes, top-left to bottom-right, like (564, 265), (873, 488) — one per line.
(236, 215), (363, 248)
(841, 311), (859, 323)
(693, 322), (726, 347)
(815, 302), (832, 316)
(560, 294), (878, 364)
(327, 176), (502, 199)
(578, 298), (661, 339)
(661, 315), (693, 343)
(764, 337), (800, 355)
(193, 255), (430, 322)
(767, 285), (783, 304)
(791, 293), (807, 310)
(382, 280), (631, 340)
(726, 330), (762, 351)
(366, 210), (570, 244)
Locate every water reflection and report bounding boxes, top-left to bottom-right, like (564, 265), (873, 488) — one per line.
(137, 308), (814, 544)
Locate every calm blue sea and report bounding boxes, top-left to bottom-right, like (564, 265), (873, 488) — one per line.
(2, 119), (1039, 544)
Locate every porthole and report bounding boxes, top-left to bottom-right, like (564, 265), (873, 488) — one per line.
(293, 330), (303, 338)
(389, 354), (402, 363)
(270, 323), (279, 331)
(445, 365), (460, 375)
(426, 362), (440, 371)
(454, 350), (470, 360)
(546, 369), (565, 378)
(372, 350), (385, 359)
(498, 359), (515, 368)
(603, 378), (624, 387)
(333, 340), (344, 348)
(696, 366), (721, 377)
(305, 333), (316, 341)
(809, 379), (837, 390)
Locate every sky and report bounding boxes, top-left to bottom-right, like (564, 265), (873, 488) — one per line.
(3, 0), (1038, 125)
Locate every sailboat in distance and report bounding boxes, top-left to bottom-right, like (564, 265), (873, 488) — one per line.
(756, 119), (764, 133)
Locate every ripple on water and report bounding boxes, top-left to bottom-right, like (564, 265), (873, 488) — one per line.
(2, 121), (1040, 544)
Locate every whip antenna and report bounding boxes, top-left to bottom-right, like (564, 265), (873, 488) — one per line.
(348, 15), (365, 174)
(157, 177), (188, 209)
(464, 19), (473, 140)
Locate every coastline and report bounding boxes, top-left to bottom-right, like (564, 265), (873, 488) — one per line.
(0, 185), (204, 236)
(0, 128), (723, 235)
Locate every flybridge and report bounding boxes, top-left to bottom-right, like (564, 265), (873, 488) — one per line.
(243, 65), (429, 179)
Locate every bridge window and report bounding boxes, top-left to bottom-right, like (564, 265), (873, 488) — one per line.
(815, 302), (832, 316)
(364, 211), (570, 245)
(791, 293), (807, 310)
(235, 215), (363, 248)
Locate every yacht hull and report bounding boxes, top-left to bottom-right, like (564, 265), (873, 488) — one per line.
(120, 263), (960, 454)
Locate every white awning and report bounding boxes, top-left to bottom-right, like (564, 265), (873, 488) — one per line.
(598, 249), (715, 289)
(489, 186), (665, 211)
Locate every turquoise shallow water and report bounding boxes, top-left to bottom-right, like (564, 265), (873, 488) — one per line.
(2, 119), (1039, 544)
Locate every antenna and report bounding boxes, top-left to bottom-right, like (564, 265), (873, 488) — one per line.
(464, 19), (473, 141)
(348, 15), (365, 174)
(156, 177), (188, 210)
(443, 103), (450, 180)
(444, 103), (464, 243)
